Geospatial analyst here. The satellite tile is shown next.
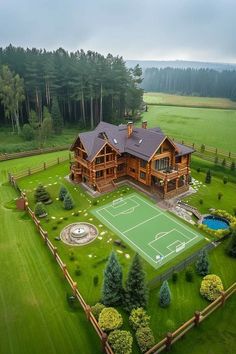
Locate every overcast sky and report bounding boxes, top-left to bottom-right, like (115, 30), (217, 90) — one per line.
(0, 0), (236, 63)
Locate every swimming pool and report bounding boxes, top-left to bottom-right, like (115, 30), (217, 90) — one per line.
(202, 215), (229, 230)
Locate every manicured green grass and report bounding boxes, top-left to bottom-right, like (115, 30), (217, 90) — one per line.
(141, 104), (236, 152)
(92, 193), (204, 268)
(0, 152), (101, 354)
(144, 92), (236, 109)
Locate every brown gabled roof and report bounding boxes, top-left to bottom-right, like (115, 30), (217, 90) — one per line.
(70, 121), (194, 161)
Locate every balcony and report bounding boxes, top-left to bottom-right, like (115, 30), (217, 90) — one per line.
(95, 160), (117, 170)
(74, 155), (89, 168)
(151, 166), (189, 180)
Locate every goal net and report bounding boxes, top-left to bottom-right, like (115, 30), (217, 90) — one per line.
(176, 242), (186, 253)
(112, 197), (124, 207)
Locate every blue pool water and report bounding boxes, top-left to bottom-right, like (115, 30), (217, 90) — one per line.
(202, 215), (229, 230)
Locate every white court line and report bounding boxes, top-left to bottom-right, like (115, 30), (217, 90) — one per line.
(123, 214), (161, 234)
(95, 209), (159, 264)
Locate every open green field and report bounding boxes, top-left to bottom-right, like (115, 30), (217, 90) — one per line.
(92, 193), (205, 268)
(144, 92), (236, 109)
(141, 103), (236, 152)
(0, 151), (101, 354)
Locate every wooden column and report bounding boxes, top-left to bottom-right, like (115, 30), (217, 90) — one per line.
(101, 333), (108, 353)
(176, 177), (179, 190)
(165, 332), (173, 351)
(194, 311), (201, 326)
(85, 305), (91, 320)
(221, 291), (226, 306)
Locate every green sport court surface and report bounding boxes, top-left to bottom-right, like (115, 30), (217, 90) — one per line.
(92, 193), (205, 268)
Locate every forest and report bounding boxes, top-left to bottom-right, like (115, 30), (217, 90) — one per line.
(142, 67), (236, 100)
(0, 45), (143, 136)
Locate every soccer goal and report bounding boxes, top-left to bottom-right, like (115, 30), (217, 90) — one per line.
(112, 197), (124, 207)
(176, 242), (186, 253)
(156, 254), (164, 262)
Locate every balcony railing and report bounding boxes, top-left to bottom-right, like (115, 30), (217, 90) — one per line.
(151, 166), (188, 180)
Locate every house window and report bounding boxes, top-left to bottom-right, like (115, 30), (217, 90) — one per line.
(140, 159), (147, 168)
(155, 157), (169, 171)
(175, 156), (181, 163)
(95, 157), (104, 164)
(129, 168), (136, 173)
(96, 170), (103, 178)
(117, 164), (125, 171)
(140, 172), (146, 180)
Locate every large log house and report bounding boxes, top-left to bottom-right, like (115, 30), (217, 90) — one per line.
(70, 121), (194, 199)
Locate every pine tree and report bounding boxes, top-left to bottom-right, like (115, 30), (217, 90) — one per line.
(195, 250), (210, 276)
(51, 97), (63, 134)
(205, 169), (212, 184)
(124, 254), (148, 312)
(34, 184), (51, 204)
(34, 202), (47, 217)
(63, 192), (74, 210)
(227, 229), (236, 258)
(159, 280), (171, 308)
(59, 185), (68, 201)
(102, 251), (123, 306)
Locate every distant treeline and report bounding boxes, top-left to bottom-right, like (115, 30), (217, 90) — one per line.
(0, 45), (143, 132)
(142, 67), (236, 100)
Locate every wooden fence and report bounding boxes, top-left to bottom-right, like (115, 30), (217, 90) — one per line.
(8, 154), (72, 181)
(0, 145), (70, 161)
(145, 282), (236, 354)
(9, 182), (114, 354)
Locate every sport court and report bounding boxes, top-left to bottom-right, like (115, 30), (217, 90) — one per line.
(92, 193), (205, 268)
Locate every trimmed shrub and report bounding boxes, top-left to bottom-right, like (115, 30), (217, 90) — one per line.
(172, 272), (178, 283)
(98, 307), (123, 332)
(129, 308), (150, 330)
(108, 330), (133, 354)
(196, 250), (209, 276)
(93, 275), (99, 286)
(199, 199), (203, 205)
(205, 169), (211, 184)
(91, 303), (105, 320)
(136, 326), (155, 353)
(63, 192), (74, 210)
(34, 202), (47, 217)
(218, 192), (223, 200)
(185, 267), (194, 282)
(74, 261), (81, 276)
(59, 185), (68, 201)
(34, 184), (51, 204)
(200, 274), (224, 301)
(200, 144), (205, 153)
(223, 176), (228, 184)
(69, 249), (75, 261)
(159, 280), (171, 308)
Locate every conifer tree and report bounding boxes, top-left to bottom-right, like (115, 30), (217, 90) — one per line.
(205, 169), (212, 184)
(59, 185), (68, 201)
(102, 251), (123, 306)
(63, 192), (74, 210)
(195, 250), (210, 276)
(124, 254), (148, 312)
(159, 280), (171, 308)
(51, 97), (63, 134)
(34, 184), (51, 204)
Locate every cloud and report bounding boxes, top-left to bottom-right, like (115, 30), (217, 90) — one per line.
(0, 0), (235, 62)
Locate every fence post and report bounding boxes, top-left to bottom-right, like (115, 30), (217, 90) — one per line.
(221, 291), (226, 306)
(62, 263), (67, 276)
(44, 231), (48, 244)
(57, 157), (60, 164)
(165, 332), (173, 351)
(72, 282), (77, 296)
(28, 168), (31, 176)
(43, 162), (46, 170)
(85, 304), (91, 320)
(101, 332), (108, 353)
(53, 246), (58, 258)
(229, 152), (231, 158)
(194, 311), (201, 326)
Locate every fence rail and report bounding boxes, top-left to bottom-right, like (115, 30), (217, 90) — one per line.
(9, 186), (114, 354)
(0, 145), (70, 161)
(146, 282), (236, 354)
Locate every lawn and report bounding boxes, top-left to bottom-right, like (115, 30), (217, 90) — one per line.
(0, 151), (101, 354)
(92, 193), (205, 268)
(140, 104), (236, 152)
(144, 92), (236, 110)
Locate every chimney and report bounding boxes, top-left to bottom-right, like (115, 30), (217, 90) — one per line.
(127, 121), (133, 138)
(142, 121), (147, 129)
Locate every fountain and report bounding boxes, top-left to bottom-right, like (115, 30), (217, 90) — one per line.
(60, 222), (98, 246)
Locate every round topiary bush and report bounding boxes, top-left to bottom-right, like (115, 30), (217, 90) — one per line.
(129, 308), (150, 330)
(98, 307), (123, 332)
(200, 274), (224, 301)
(136, 326), (155, 353)
(108, 330), (133, 354)
(91, 303), (105, 320)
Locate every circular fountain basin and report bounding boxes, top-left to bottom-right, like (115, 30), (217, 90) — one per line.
(60, 222), (98, 246)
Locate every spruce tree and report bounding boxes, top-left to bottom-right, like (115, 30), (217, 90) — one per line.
(102, 251), (123, 306)
(124, 254), (148, 312)
(159, 280), (171, 308)
(227, 229), (236, 258)
(63, 192), (74, 210)
(205, 169), (212, 184)
(51, 97), (63, 134)
(59, 185), (68, 201)
(195, 250), (210, 276)
(34, 184), (51, 204)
